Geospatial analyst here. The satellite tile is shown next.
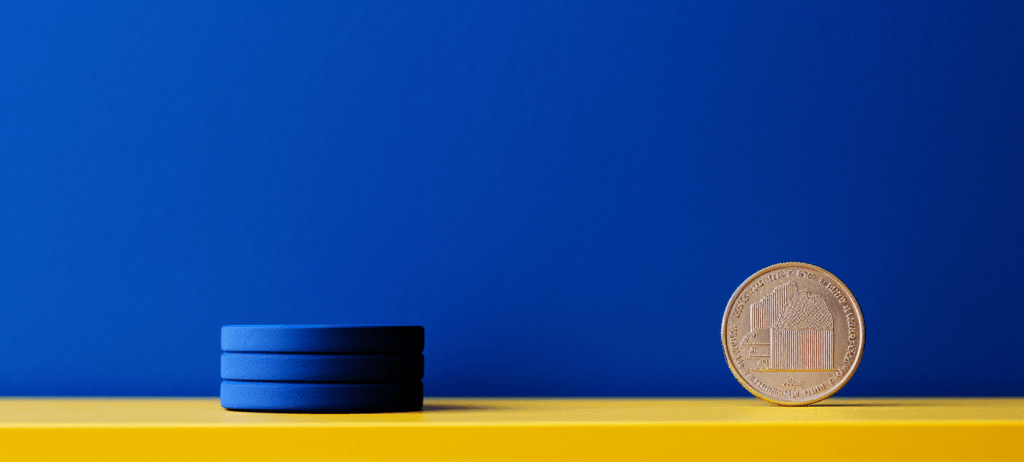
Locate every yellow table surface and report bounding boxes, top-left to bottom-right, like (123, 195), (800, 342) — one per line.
(0, 398), (1020, 461)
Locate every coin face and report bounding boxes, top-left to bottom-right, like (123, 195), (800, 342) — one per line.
(721, 262), (864, 406)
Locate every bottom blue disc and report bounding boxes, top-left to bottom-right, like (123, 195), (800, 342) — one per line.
(220, 380), (423, 413)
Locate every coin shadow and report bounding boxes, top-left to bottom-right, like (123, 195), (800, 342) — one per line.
(812, 402), (920, 408)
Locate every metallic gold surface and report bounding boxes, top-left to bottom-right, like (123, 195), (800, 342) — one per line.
(722, 262), (865, 406)
(0, 398), (1020, 461)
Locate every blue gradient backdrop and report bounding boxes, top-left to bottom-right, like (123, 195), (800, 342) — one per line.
(1, 1), (1022, 396)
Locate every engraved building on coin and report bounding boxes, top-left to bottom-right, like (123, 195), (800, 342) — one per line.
(741, 282), (835, 371)
(722, 262), (864, 406)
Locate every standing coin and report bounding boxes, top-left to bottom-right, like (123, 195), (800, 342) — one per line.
(721, 262), (864, 406)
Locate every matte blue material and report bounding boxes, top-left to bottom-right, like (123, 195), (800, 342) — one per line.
(221, 353), (424, 382)
(222, 325), (424, 353)
(220, 380), (423, 413)
(1, 1), (1023, 397)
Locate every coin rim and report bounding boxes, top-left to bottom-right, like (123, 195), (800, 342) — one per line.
(720, 262), (865, 406)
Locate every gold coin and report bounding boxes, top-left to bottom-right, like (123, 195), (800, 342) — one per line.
(721, 262), (865, 406)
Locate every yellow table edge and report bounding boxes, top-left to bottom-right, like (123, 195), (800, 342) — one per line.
(0, 398), (1020, 461)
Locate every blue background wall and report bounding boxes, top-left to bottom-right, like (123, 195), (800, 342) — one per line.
(1, 1), (1022, 397)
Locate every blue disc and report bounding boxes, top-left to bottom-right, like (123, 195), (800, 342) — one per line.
(221, 325), (424, 353)
(220, 380), (423, 413)
(221, 353), (424, 382)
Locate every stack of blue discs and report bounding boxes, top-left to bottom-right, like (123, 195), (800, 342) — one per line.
(220, 325), (424, 413)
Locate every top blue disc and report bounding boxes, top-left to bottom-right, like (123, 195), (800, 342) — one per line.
(221, 325), (424, 353)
